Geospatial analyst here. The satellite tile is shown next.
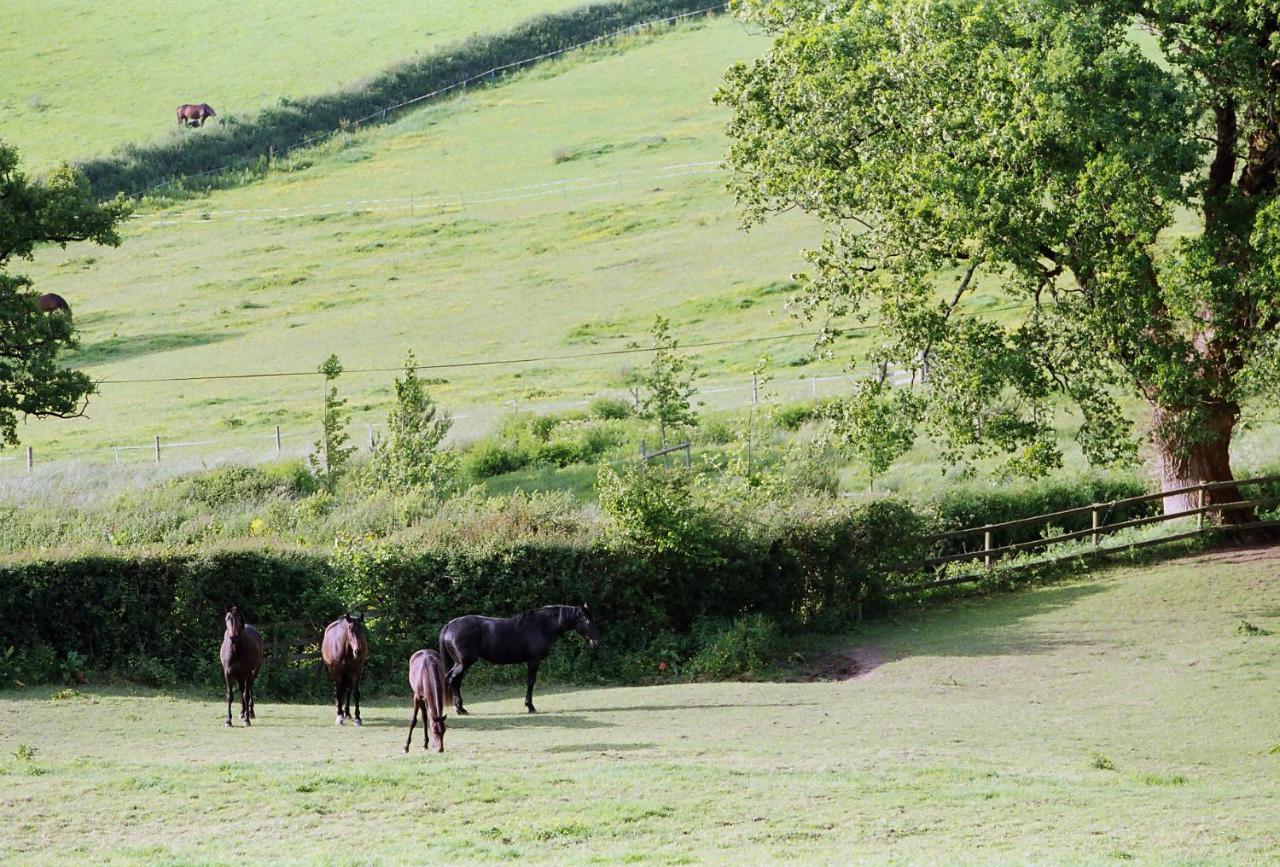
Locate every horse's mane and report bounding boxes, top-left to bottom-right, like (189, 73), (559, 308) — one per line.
(514, 604), (573, 625)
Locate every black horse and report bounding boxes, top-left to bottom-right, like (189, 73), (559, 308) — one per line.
(439, 604), (599, 715)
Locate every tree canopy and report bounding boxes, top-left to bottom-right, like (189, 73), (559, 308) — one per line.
(0, 142), (129, 445)
(718, 0), (1280, 511)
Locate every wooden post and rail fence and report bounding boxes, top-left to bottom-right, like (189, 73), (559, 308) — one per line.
(889, 473), (1280, 596)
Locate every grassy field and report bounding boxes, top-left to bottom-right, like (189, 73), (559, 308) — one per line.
(1, 0), (587, 171)
(2, 550), (1277, 864)
(9, 16), (1051, 470)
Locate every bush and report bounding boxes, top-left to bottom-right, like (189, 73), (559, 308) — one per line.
(590, 396), (634, 420)
(924, 474), (1155, 557)
(686, 614), (783, 679)
(0, 491), (928, 693)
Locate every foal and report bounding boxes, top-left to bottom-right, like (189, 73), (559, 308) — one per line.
(321, 613), (368, 726)
(220, 606), (263, 727)
(403, 649), (447, 753)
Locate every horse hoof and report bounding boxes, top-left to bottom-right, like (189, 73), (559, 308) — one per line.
(456, 707), (469, 716)
(354, 718), (362, 727)
(336, 716), (345, 726)
(403, 745), (409, 753)
(225, 719), (233, 727)
(527, 707), (537, 714)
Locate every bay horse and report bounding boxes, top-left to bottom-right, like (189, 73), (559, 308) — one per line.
(177, 103), (216, 127)
(403, 649), (447, 753)
(37, 293), (71, 318)
(220, 606), (263, 727)
(439, 604), (599, 715)
(320, 613), (368, 726)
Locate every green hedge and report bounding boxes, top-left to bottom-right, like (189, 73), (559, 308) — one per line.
(923, 475), (1157, 557)
(0, 499), (923, 694)
(80, 0), (719, 198)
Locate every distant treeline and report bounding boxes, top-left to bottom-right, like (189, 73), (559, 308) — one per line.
(79, 0), (721, 199)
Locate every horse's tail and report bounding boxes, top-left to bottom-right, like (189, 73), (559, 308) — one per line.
(438, 638), (453, 705)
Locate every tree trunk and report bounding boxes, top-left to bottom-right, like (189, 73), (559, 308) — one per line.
(1151, 401), (1249, 523)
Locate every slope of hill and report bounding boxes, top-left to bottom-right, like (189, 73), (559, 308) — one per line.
(0, 0), (588, 172)
(15, 18), (880, 462)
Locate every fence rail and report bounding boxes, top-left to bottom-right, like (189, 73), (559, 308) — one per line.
(892, 474), (1280, 595)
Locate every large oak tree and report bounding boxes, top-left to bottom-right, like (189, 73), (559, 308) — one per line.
(0, 142), (129, 444)
(718, 0), (1280, 517)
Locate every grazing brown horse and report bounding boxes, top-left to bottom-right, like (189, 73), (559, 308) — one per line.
(177, 103), (216, 127)
(220, 606), (263, 727)
(321, 613), (368, 726)
(37, 293), (71, 318)
(404, 649), (447, 753)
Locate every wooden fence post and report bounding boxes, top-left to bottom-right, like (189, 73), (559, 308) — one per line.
(983, 529), (993, 568)
(154, 435), (161, 463)
(25, 446), (32, 471)
(275, 425), (283, 453)
(1197, 486), (1205, 529)
(1091, 507), (1100, 546)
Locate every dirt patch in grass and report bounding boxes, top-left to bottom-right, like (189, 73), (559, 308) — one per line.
(793, 645), (886, 682)
(1183, 543), (1280, 566)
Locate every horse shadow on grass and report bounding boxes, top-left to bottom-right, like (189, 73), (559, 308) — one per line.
(544, 742), (655, 753)
(447, 712), (615, 732)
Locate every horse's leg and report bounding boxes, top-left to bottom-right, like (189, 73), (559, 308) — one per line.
(248, 677), (256, 719)
(353, 673), (363, 727)
(422, 701), (432, 751)
(343, 673), (353, 720)
(449, 662), (471, 715)
(224, 672), (234, 727)
(403, 698), (419, 753)
(333, 673), (345, 725)
(240, 677), (252, 726)
(525, 659), (542, 714)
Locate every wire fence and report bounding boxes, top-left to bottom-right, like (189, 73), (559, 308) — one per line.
(135, 4), (728, 197)
(2, 367), (908, 474)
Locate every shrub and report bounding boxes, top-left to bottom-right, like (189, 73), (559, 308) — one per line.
(686, 614), (783, 679)
(590, 396), (633, 420)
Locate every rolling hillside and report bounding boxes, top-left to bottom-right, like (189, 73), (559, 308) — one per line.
(13, 17), (860, 462)
(0, 0), (587, 171)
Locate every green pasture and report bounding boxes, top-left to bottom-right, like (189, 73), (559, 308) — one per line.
(2, 551), (1277, 864)
(10, 18), (1024, 466)
(0, 0), (587, 171)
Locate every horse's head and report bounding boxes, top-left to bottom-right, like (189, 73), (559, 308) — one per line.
(430, 712), (447, 753)
(224, 606), (245, 640)
(201, 104), (216, 117)
(574, 603), (600, 649)
(345, 612), (367, 656)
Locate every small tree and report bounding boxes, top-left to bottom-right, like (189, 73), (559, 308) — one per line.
(310, 354), (355, 490)
(369, 351), (454, 492)
(824, 380), (922, 491)
(0, 142), (129, 444)
(639, 316), (699, 450)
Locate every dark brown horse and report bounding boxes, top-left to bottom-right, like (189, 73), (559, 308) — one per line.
(177, 103), (217, 127)
(439, 604), (599, 715)
(403, 649), (447, 753)
(321, 613), (368, 726)
(37, 293), (71, 318)
(220, 606), (263, 727)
